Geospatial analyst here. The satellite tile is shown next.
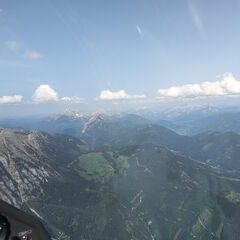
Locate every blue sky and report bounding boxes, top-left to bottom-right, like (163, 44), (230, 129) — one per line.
(1, 0), (240, 111)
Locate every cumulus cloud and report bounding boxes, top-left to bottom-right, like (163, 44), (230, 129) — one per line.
(188, 2), (205, 34)
(32, 85), (59, 103)
(157, 73), (240, 98)
(5, 41), (18, 51)
(61, 96), (84, 104)
(32, 85), (84, 104)
(24, 50), (44, 60)
(0, 95), (23, 104)
(98, 90), (146, 100)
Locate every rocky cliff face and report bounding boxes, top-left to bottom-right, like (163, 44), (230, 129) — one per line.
(0, 128), (87, 206)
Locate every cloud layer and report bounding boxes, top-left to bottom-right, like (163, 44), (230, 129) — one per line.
(32, 85), (59, 103)
(2, 73), (240, 105)
(158, 73), (240, 98)
(4, 40), (44, 60)
(98, 90), (146, 100)
(24, 50), (44, 60)
(5, 41), (18, 51)
(0, 95), (23, 104)
(61, 96), (84, 104)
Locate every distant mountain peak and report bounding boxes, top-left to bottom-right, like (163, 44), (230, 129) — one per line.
(81, 112), (106, 134)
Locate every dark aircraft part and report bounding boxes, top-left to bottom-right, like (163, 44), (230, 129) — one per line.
(0, 215), (10, 240)
(0, 200), (51, 240)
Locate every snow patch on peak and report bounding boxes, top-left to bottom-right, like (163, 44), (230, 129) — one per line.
(82, 112), (106, 134)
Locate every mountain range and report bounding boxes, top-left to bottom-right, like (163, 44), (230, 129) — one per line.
(1, 110), (240, 239)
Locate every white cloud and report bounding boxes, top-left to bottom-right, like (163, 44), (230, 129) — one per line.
(61, 96), (84, 104)
(98, 90), (146, 100)
(24, 50), (44, 60)
(0, 95), (23, 104)
(32, 85), (59, 103)
(157, 73), (240, 98)
(136, 25), (143, 35)
(188, 2), (205, 34)
(32, 85), (84, 104)
(5, 40), (18, 50)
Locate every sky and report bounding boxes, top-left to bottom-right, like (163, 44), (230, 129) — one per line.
(1, 0), (240, 114)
